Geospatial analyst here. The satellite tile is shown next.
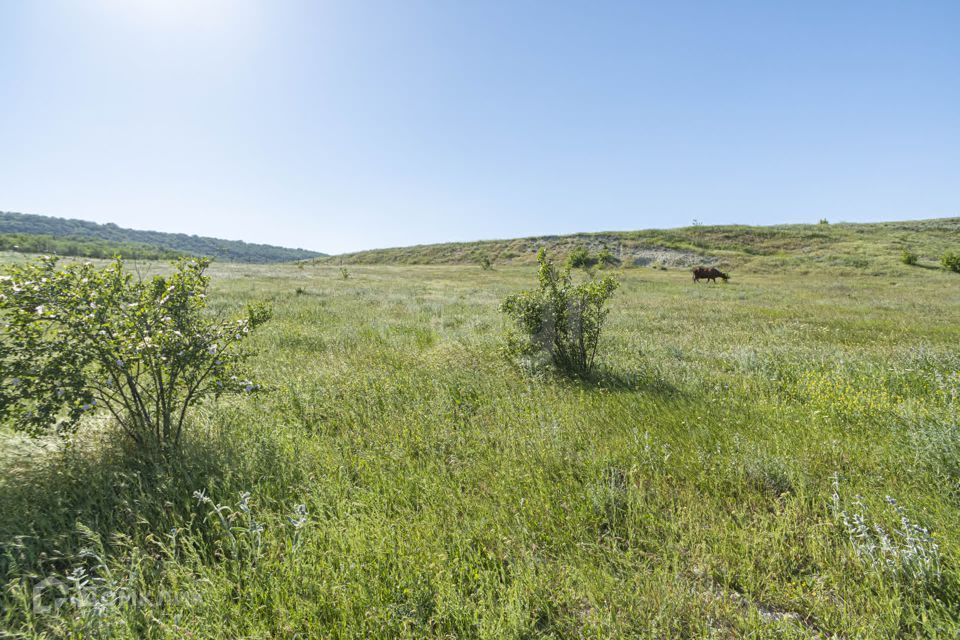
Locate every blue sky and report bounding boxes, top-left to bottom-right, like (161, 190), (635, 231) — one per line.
(1, 1), (957, 254)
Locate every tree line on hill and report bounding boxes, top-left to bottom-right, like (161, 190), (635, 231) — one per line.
(0, 232), (185, 260)
(0, 211), (324, 263)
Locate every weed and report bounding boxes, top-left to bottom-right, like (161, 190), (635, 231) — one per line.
(832, 475), (942, 587)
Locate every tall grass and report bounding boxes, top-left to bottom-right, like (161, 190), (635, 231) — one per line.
(1, 258), (959, 637)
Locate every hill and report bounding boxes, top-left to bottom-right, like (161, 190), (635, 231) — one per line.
(322, 217), (960, 273)
(0, 211), (325, 263)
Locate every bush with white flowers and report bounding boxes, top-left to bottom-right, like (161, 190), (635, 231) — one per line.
(0, 256), (271, 449)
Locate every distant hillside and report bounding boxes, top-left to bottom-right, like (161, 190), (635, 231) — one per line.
(0, 211), (325, 263)
(321, 217), (960, 273)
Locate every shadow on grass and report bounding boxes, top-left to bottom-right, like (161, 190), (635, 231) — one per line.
(567, 366), (682, 396)
(0, 421), (271, 579)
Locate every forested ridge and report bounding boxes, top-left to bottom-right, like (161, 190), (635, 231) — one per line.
(0, 211), (324, 263)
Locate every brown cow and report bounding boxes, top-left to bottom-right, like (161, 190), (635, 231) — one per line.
(692, 267), (729, 283)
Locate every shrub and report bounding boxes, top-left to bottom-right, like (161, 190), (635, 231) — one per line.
(478, 255), (493, 271)
(901, 250), (919, 266)
(832, 476), (941, 587)
(566, 247), (597, 270)
(596, 248), (619, 269)
(0, 256), (271, 449)
(819, 218), (830, 225)
(340, 267), (351, 280)
(940, 252), (960, 273)
(500, 249), (618, 376)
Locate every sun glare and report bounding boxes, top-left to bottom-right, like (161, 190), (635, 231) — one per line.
(95, 0), (258, 37)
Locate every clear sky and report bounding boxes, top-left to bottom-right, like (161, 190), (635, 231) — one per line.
(1, 1), (957, 254)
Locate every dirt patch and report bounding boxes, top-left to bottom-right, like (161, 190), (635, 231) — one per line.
(624, 248), (715, 268)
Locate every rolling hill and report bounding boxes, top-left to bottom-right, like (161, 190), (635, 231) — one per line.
(0, 211), (325, 263)
(321, 217), (960, 273)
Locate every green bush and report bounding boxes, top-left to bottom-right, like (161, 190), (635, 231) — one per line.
(901, 250), (919, 266)
(941, 252), (960, 273)
(500, 249), (619, 376)
(566, 247), (597, 270)
(478, 255), (493, 271)
(596, 248), (619, 268)
(0, 256), (271, 449)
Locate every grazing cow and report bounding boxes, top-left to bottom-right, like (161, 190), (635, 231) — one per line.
(692, 267), (729, 283)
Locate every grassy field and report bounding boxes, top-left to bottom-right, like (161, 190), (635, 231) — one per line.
(2, 249), (960, 637)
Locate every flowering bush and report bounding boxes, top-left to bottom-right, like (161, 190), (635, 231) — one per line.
(500, 249), (618, 376)
(0, 256), (271, 449)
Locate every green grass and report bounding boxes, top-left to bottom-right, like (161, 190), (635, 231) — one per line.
(1, 250), (960, 637)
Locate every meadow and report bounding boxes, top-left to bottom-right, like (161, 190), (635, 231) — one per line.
(1, 252), (959, 638)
